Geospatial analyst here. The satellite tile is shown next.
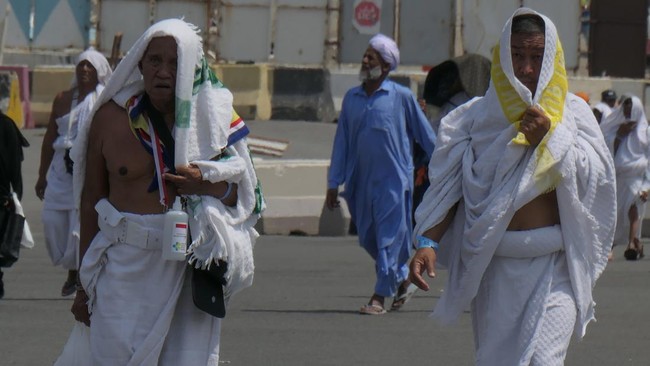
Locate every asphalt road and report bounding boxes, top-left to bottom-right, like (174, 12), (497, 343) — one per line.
(1, 127), (649, 365)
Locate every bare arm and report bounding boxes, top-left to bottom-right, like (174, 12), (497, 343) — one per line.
(35, 92), (68, 200)
(71, 108), (109, 326)
(78, 116), (109, 263)
(408, 203), (458, 291)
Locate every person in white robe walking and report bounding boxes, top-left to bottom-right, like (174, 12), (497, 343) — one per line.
(35, 49), (111, 296)
(592, 89), (616, 124)
(600, 95), (650, 260)
(68, 19), (262, 365)
(409, 8), (616, 365)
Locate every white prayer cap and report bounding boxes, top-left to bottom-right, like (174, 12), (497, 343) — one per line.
(76, 48), (112, 86)
(369, 33), (400, 71)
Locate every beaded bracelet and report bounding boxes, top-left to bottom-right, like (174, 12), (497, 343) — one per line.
(416, 235), (439, 251)
(217, 182), (233, 201)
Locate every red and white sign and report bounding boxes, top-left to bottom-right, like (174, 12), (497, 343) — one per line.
(352, 0), (382, 35)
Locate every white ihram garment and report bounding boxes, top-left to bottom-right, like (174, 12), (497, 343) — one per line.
(473, 226), (576, 365)
(80, 199), (221, 365)
(414, 7), (616, 365)
(43, 89), (100, 269)
(600, 96), (650, 246)
(70, 19), (262, 366)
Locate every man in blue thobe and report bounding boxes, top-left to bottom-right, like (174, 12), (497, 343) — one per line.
(326, 34), (436, 315)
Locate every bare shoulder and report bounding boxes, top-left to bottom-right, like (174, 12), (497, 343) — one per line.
(51, 89), (74, 117)
(92, 100), (127, 128)
(88, 100), (128, 140)
(54, 89), (73, 105)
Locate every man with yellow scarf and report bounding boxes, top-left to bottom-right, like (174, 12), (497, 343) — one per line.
(409, 8), (616, 365)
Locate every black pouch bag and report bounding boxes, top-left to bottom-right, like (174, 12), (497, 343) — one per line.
(191, 260), (228, 318)
(0, 201), (24, 267)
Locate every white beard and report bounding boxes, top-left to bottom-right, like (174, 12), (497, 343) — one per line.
(358, 66), (383, 82)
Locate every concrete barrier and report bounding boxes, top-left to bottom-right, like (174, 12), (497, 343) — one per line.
(213, 64), (272, 121)
(270, 67), (336, 122)
(253, 159), (350, 236)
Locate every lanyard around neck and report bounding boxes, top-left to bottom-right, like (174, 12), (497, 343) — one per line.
(147, 119), (171, 208)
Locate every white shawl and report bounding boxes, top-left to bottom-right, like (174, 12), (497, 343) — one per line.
(414, 7), (616, 338)
(71, 18), (262, 298)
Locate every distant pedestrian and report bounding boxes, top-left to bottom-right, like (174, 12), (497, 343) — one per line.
(414, 53), (491, 216)
(600, 95), (650, 260)
(593, 89), (617, 123)
(0, 112), (29, 298)
(35, 49), (111, 296)
(422, 53), (491, 135)
(326, 33), (436, 315)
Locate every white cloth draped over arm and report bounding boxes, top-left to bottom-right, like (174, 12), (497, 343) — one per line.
(551, 95), (616, 337)
(185, 139), (260, 298)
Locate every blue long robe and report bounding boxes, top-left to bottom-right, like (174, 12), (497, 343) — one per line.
(328, 79), (436, 297)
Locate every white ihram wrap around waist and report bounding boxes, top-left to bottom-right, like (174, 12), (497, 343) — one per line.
(494, 225), (563, 258)
(474, 225), (576, 365)
(80, 200), (188, 365)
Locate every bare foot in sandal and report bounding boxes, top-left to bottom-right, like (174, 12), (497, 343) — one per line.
(360, 294), (386, 315)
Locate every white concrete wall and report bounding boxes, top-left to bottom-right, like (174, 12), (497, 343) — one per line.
(254, 159), (350, 236)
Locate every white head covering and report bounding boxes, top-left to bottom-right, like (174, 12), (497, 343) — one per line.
(369, 33), (400, 71)
(592, 102), (612, 119)
(600, 95), (649, 167)
(100, 18), (204, 112)
(73, 48), (112, 87)
(497, 9), (560, 106)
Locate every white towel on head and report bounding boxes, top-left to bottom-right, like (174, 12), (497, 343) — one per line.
(73, 48), (112, 87)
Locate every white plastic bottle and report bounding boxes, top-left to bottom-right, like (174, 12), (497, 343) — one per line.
(162, 197), (188, 261)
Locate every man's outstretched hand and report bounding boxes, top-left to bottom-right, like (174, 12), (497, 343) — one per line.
(408, 248), (437, 291)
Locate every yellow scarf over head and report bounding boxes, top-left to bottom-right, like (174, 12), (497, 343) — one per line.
(490, 11), (568, 192)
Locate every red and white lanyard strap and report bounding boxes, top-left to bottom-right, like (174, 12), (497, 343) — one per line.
(148, 120), (170, 208)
